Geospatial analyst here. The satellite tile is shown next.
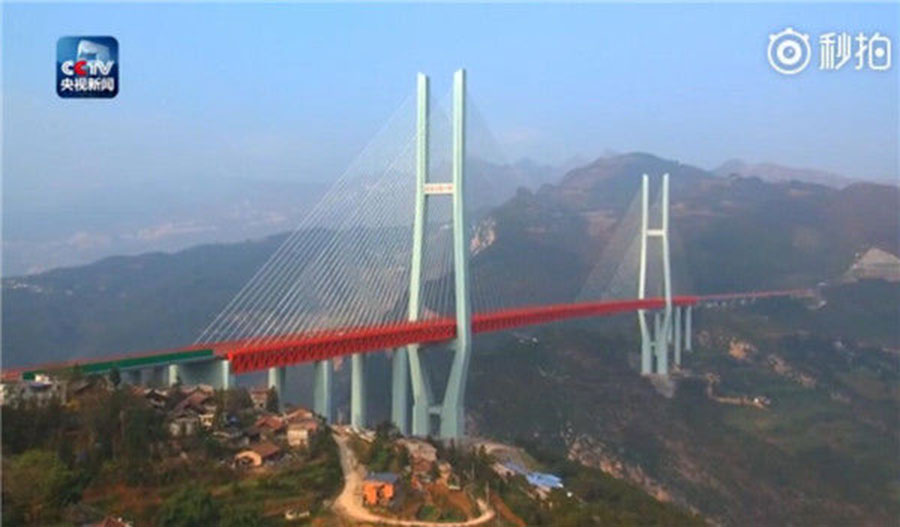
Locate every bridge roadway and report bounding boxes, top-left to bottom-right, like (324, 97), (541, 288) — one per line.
(3, 290), (809, 381)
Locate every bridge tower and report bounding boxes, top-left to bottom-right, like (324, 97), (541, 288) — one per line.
(635, 173), (694, 373)
(637, 173), (673, 375)
(390, 69), (472, 439)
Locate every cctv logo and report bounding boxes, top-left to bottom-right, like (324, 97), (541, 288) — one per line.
(56, 36), (118, 98)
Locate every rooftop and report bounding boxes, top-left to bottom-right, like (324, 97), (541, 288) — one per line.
(365, 472), (399, 484)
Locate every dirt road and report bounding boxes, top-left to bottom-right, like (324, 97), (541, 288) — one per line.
(331, 430), (495, 527)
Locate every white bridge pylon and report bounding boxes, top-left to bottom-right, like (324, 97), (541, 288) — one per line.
(302, 70), (471, 439)
(393, 69), (472, 439)
(637, 173), (692, 376)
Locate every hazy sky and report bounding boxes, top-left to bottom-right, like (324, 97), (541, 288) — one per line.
(3, 2), (898, 192)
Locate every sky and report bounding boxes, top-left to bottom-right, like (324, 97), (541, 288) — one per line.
(2, 2), (898, 197)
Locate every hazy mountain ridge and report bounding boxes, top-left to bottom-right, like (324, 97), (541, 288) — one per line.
(713, 158), (866, 189)
(2, 176), (328, 276)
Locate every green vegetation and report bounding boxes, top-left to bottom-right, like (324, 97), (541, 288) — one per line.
(1, 381), (342, 526)
(427, 439), (703, 526)
(265, 387), (280, 413)
(352, 421), (410, 474)
(1, 449), (80, 526)
(157, 487), (220, 527)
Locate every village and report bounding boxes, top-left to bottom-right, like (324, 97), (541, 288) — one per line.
(1, 372), (570, 527)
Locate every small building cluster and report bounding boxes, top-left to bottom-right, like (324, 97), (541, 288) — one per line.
(231, 404), (321, 468)
(1, 373), (71, 406)
(120, 383), (322, 465)
(3, 370), (325, 472)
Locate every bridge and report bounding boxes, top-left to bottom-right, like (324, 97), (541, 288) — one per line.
(2, 70), (809, 438)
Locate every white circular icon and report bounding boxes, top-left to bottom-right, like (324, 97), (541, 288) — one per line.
(768, 27), (811, 75)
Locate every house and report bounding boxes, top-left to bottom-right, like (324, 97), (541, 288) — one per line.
(497, 461), (563, 496)
(284, 406), (314, 422)
(527, 472), (563, 491)
(363, 472), (400, 507)
(168, 415), (200, 438)
(174, 388), (214, 415)
(199, 412), (216, 429)
(143, 388), (169, 409)
(64, 377), (112, 409)
(255, 414), (286, 436)
(234, 441), (282, 468)
(287, 418), (319, 448)
(213, 427), (244, 444)
(249, 387), (270, 410)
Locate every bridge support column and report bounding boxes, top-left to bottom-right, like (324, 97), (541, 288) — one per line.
(350, 354), (366, 430)
(267, 366), (285, 411)
(171, 360), (231, 388)
(391, 348), (409, 434)
(148, 366), (166, 387)
(674, 306), (682, 367)
(654, 311), (668, 375)
(121, 369), (140, 385)
(220, 360), (233, 391)
(409, 344), (433, 437)
(314, 360), (333, 423)
(685, 306), (693, 352)
(168, 364), (180, 386)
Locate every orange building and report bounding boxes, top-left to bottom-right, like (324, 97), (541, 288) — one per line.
(362, 472), (400, 506)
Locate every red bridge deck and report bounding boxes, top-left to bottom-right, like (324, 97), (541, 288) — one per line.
(222, 296), (699, 373)
(8, 291), (807, 379)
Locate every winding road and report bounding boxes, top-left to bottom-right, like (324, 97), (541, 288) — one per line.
(331, 429), (495, 527)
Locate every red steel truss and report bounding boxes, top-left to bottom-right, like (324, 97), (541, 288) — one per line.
(224, 296), (700, 373)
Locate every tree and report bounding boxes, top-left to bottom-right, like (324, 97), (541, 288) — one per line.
(2, 449), (78, 525)
(220, 504), (267, 527)
(109, 367), (121, 388)
(121, 401), (165, 484)
(224, 387), (253, 415)
(265, 387), (280, 413)
(157, 487), (219, 527)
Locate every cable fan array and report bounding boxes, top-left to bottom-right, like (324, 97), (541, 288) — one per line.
(196, 90), (460, 352)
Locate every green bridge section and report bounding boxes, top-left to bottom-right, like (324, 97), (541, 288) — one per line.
(22, 348), (216, 381)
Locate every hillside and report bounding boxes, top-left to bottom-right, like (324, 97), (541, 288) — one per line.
(464, 285), (899, 526)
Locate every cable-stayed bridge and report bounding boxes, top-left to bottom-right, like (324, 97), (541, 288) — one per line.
(2, 70), (810, 438)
